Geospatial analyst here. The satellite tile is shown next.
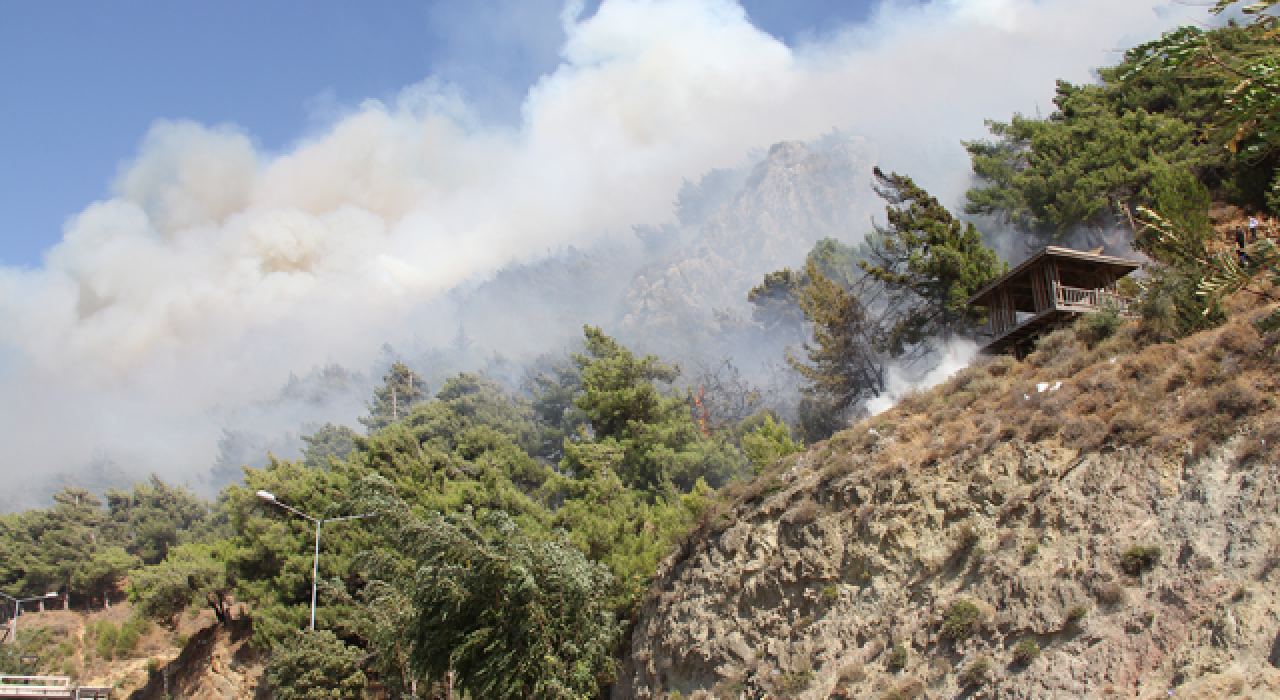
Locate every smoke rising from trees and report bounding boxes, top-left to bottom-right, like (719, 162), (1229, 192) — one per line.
(0, 0), (1189, 506)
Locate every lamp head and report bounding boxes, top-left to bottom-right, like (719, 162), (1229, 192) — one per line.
(256, 490), (276, 503)
(44, 592), (56, 598)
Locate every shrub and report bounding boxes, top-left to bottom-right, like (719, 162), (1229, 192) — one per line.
(1121, 545), (1163, 575)
(1026, 413), (1059, 442)
(113, 616), (148, 658)
(782, 499), (820, 527)
(94, 622), (119, 661)
(1011, 640), (1040, 666)
(822, 585), (841, 603)
(1066, 604), (1089, 625)
(1095, 583), (1126, 606)
(882, 678), (924, 699)
(1023, 542), (1039, 562)
(838, 662), (866, 683)
(941, 600), (982, 640)
(713, 678), (746, 700)
(266, 629), (367, 700)
(955, 521), (981, 551)
(1061, 415), (1108, 451)
(959, 657), (992, 686)
(1077, 307), (1122, 348)
(771, 670), (813, 693)
(887, 644), (908, 670)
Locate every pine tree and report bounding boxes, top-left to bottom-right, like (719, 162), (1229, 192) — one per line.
(360, 362), (428, 432)
(862, 167), (1006, 355)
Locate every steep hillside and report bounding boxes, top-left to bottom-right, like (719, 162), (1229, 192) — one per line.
(127, 618), (265, 700)
(616, 308), (1280, 699)
(1, 601), (208, 697)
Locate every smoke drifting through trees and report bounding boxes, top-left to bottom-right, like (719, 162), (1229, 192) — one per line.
(0, 0), (1195, 507)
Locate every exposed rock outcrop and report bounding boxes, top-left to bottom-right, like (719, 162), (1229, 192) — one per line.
(616, 317), (1280, 699)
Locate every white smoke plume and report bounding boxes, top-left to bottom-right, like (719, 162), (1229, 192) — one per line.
(0, 0), (1188, 501)
(865, 338), (982, 416)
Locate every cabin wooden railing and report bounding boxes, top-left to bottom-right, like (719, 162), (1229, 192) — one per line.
(1053, 284), (1134, 315)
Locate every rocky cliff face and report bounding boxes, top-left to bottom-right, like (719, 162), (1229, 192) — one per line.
(615, 315), (1280, 699)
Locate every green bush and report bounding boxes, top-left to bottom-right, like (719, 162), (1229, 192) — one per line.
(887, 644), (908, 670)
(1011, 640), (1040, 666)
(93, 622), (119, 661)
(113, 617), (148, 658)
(1077, 307), (1122, 348)
(959, 657), (991, 686)
(941, 600), (982, 640)
(1121, 545), (1162, 575)
(1023, 542), (1039, 562)
(1066, 604), (1089, 625)
(771, 669), (814, 693)
(266, 629), (366, 700)
(822, 585), (841, 603)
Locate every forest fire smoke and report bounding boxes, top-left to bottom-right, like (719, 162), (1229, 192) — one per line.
(0, 0), (1187, 504)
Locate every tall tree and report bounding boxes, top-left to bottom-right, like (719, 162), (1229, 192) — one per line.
(1122, 1), (1280, 211)
(861, 167), (1005, 356)
(360, 362), (428, 432)
(568, 327), (744, 491)
(787, 259), (888, 417)
(350, 478), (619, 700)
(104, 475), (212, 565)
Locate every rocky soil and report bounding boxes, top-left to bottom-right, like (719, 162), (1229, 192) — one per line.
(616, 316), (1280, 699)
(127, 618), (266, 700)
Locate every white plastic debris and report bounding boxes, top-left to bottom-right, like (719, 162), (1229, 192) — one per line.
(1037, 382), (1050, 393)
(1051, 381), (1062, 392)
(1110, 357), (1117, 363)
(1024, 394), (1030, 400)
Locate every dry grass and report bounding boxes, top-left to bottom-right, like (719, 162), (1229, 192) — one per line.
(828, 309), (1279, 476)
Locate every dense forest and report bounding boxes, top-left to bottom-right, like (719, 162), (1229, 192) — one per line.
(2, 2), (1278, 697)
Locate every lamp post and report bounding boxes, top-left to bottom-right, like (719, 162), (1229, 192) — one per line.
(0, 592), (58, 645)
(255, 490), (375, 631)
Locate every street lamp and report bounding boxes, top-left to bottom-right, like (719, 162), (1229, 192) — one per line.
(256, 490), (375, 631)
(0, 592), (58, 646)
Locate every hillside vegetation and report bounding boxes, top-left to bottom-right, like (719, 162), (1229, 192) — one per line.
(618, 301), (1280, 699)
(0, 3), (1277, 698)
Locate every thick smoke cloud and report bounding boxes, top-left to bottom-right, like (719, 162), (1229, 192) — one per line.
(0, 0), (1185, 503)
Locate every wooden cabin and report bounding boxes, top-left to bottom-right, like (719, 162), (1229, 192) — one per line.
(967, 246), (1141, 357)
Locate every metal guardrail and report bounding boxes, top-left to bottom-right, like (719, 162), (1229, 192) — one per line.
(0, 677), (108, 699)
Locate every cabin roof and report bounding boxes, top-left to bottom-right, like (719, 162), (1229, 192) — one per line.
(967, 246), (1141, 307)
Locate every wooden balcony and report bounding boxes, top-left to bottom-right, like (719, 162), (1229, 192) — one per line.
(967, 246), (1141, 357)
(1053, 284), (1135, 316)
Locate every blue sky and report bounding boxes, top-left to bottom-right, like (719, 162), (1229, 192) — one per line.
(0, 0), (884, 268)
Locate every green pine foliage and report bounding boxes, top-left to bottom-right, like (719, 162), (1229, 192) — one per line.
(964, 86), (1207, 238)
(861, 167), (1006, 354)
(568, 326), (746, 491)
(129, 543), (235, 625)
(351, 477), (619, 700)
(740, 413), (802, 474)
(300, 423), (361, 468)
(266, 629), (367, 700)
(360, 361), (429, 432)
(103, 475), (219, 565)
